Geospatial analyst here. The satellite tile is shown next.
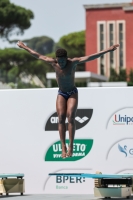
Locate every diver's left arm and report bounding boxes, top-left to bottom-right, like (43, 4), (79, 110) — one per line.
(72, 44), (119, 65)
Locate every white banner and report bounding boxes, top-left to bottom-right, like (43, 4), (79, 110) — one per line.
(0, 87), (133, 194)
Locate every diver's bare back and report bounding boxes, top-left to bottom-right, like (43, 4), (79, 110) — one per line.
(52, 59), (76, 92)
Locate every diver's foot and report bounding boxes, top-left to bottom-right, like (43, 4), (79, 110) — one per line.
(66, 146), (73, 157)
(61, 145), (67, 159)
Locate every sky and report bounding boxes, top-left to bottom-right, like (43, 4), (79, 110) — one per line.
(0, 0), (131, 49)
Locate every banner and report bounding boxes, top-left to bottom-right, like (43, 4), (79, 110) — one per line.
(0, 87), (133, 194)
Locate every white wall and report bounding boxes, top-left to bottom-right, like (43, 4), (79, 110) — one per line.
(0, 87), (133, 194)
(87, 82), (127, 87)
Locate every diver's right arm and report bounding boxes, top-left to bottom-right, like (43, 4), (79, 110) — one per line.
(17, 41), (55, 64)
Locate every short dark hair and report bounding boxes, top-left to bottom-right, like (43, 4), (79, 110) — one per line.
(55, 48), (67, 57)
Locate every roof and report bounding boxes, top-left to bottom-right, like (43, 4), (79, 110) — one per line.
(46, 71), (108, 82)
(83, 2), (133, 11)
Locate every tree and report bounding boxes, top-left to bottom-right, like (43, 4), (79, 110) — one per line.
(128, 69), (133, 82)
(0, 0), (34, 40)
(10, 36), (55, 55)
(109, 68), (127, 82)
(118, 68), (127, 81)
(0, 48), (54, 85)
(58, 31), (85, 58)
(109, 68), (119, 81)
(128, 69), (133, 86)
(0, 30), (86, 88)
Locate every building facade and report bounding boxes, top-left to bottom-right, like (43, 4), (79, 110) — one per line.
(84, 3), (133, 77)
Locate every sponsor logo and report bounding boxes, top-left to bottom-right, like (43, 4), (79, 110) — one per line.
(44, 169), (89, 192)
(56, 176), (85, 183)
(118, 144), (133, 157)
(55, 175), (85, 189)
(113, 114), (133, 125)
(106, 138), (133, 159)
(45, 109), (93, 131)
(106, 108), (133, 129)
(44, 139), (93, 161)
(56, 185), (68, 190)
(44, 169), (93, 192)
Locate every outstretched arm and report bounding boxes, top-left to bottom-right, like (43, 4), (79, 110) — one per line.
(72, 44), (119, 65)
(17, 41), (55, 64)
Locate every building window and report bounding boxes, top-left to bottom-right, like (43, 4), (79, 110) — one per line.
(97, 20), (126, 77)
(116, 20), (125, 70)
(119, 23), (124, 68)
(97, 22), (106, 76)
(109, 24), (114, 68)
(100, 24), (104, 75)
(107, 21), (116, 77)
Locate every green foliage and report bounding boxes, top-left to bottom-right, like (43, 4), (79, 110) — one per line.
(128, 82), (133, 86)
(5, 30), (86, 86)
(75, 82), (86, 87)
(109, 68), (127, 82)
(0, 48), (53, 85)
(10, 36), (55, 55)
(127, 69), (133, 86)
(58, 30), (85, 58)
(8, 82), (16, 88)
(109, 67), (133, 86)
(109, 68), (119, 81)
(118, 68), (127, 81)
(51, 80), (58, 88)
(46, 52), (56, 59)
(7, 66), (18, 82)
(8, 79), (42, 89)
(0, 0), (34, 40)
(17, 81), (42, 89)
(128, 69), (133, 82)
(53, 42), (62, 52)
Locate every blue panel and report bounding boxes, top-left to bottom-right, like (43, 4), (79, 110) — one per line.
(0, 173), (24, 178)
(49, 173), (133, 179)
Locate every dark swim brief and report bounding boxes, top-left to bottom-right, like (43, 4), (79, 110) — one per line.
(58, 87), (78, 100)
